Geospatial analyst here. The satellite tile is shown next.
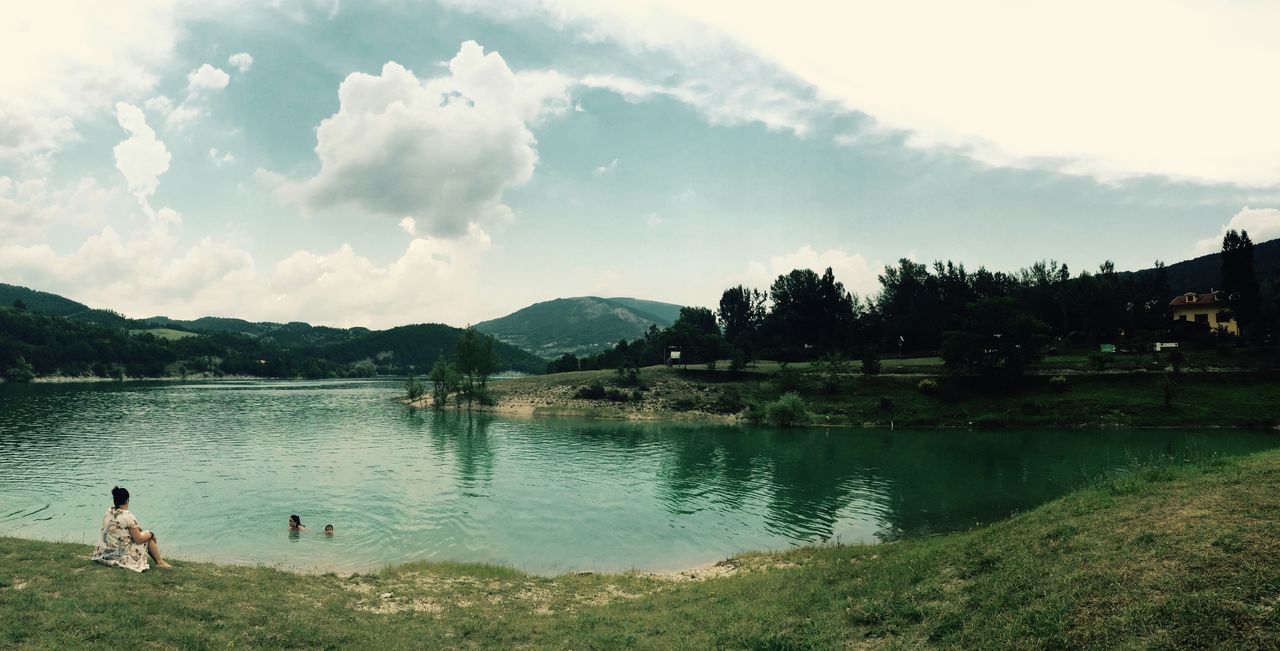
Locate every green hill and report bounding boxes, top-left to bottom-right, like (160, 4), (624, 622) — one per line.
(475, 296), (683, 358)
(1124, 236), (1280, 292)
(0, 284), (547, 378)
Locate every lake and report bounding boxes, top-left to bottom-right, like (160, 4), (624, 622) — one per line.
(0, 379), (1276, 574)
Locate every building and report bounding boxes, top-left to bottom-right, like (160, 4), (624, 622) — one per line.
(1169, 291), (1238, 335)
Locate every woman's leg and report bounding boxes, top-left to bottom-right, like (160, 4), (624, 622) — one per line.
(147, 536), (173, 568)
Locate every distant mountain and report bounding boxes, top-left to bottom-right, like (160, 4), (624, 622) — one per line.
(476, 296), (684, 358)
(0, 284), (547, 376)
(0, 283), (133, 328)
(1124, 237), (1280, 293)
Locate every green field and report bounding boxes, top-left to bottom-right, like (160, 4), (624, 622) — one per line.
(128, 328), (199, 341)
(5, 450), (1280, 648)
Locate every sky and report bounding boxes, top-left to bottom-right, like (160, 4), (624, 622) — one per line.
(2, 0), (1279, 329)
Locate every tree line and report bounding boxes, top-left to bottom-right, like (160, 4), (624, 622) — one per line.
(550, 230), (1274, 377)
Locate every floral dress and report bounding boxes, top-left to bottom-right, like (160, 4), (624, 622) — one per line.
(90, 507), (150, 572)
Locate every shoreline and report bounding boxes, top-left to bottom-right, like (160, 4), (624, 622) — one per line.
(5, 450), (1279, 647)
(402, 366), (1280, 430)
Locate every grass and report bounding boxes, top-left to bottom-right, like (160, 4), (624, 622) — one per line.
(128, 328), (199, 341)
(491, 364), (1280, 429)
(6, 450), (1280, 648)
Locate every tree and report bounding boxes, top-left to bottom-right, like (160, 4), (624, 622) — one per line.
(3, 355), (36, 383)
(427, 355), (460, 409)
(766, 267), (857, 359)
(454, 327), (499, 409)
(717, 285), (766, 362)
(11, 299), (27, 311)
(546, 353), (580, 374)
(940, 297), (1050, 377)
(1221, 229), (1260, 336)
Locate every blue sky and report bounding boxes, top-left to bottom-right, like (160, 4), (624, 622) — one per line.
(2, 0), (1279, 327)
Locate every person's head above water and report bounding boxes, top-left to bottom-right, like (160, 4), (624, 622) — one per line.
(288, 514), (303, 530)
(324, 524), (333, 534)
(111, 486), (129, 508)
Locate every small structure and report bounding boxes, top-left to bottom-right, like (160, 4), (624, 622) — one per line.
(1169, 291), (1238, 335)
(666, 346), (682, 368)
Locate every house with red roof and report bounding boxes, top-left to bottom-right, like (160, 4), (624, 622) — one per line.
(1169, 291), (1238, 335)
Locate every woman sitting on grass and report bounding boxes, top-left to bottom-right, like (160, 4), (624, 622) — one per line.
(91, 486), (172, 571)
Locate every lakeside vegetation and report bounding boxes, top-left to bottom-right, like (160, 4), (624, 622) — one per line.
(551, 231), (1278, 380)
(6, 449), (1280, 648)
(487, 362), (1280, 429)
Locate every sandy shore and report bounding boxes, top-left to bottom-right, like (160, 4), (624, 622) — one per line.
(405, 375), (740, 424)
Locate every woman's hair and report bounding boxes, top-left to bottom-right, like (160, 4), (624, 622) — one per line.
(290, 514), (301, 525)
(111, 486), (129, 507)
(324, 524), (333, 531)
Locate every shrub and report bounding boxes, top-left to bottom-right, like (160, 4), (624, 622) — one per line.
(742, 400), (765, 423)
(861, 348), (881, 376)
(763, 392), (810, 427)
(877, 396), (895, 413)
(1048, 375), (1067, 392)
(671, 395), (699, 412)
(575, 380), (606, 400)
(917, 378), (938, 395)
(1168, 349), (1186, 375)
(1088, 352), (1109, 372)
(604, 388), (631, 402)
(812, 352), (849, 395)
(475, 387), (498, 407)
(3, 356), (36, 383)
(712, 386), (746, 414)
(405, 375), (426, 402)
(729, 349), (747, 371)
(774, 369), (803, 393)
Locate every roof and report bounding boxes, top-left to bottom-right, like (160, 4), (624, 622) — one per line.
(1169, 291), (1223, 307)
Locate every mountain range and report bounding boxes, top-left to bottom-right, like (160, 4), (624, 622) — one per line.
(475, 296), (684, 358)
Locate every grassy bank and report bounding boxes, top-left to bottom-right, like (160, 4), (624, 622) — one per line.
(480, 365), (1280, 429)
(5, 450), (1280, 648)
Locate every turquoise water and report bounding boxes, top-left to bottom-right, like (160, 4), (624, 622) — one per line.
(0, 379), (1276, 574)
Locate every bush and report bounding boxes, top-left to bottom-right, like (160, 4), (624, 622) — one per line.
(575, 380), (606, 400)
(1168, 349), (1186, 375)
(861, 348), (881, 376)
(604, 388), (631, 402)
(405, 375), (426, 402)
(1048, 375), (1067, 392)
(877, 396), (895, 413)
(742, 400), (765, 423)
(1088, 352), (1109, 372)
(917, 378), (938, 395)
(475, 387), (498, 407)
(711, 386), (746, 414)
(763, 392), (810, 427)
(670, 395), (699, 412)
(774, 369), (803, 393)
(3, 356), (36, 383)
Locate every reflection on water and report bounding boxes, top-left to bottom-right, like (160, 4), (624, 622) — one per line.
(0, 379), (1276, 574)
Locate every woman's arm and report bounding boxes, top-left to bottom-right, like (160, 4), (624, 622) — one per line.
(129, 525), (154, 543)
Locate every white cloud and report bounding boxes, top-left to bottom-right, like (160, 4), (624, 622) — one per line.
(593, 158), (618, 176)
(187, 63), (230, 93)
(741, 245), (881, 299)
(644, 212), (663, 227)
(279, 41), (571, 237)
(209, 148), (235, 167)
(112, 103), (171, 211)
(144, 95), (173, 115)
(0, 3), (179, 163)
(0, 219), (497, 329)
(455, 0), (1280, 186)
(228, 52), (254, 73)
(0, 176), (125, 241)
(1194, 207), (1280, 255)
